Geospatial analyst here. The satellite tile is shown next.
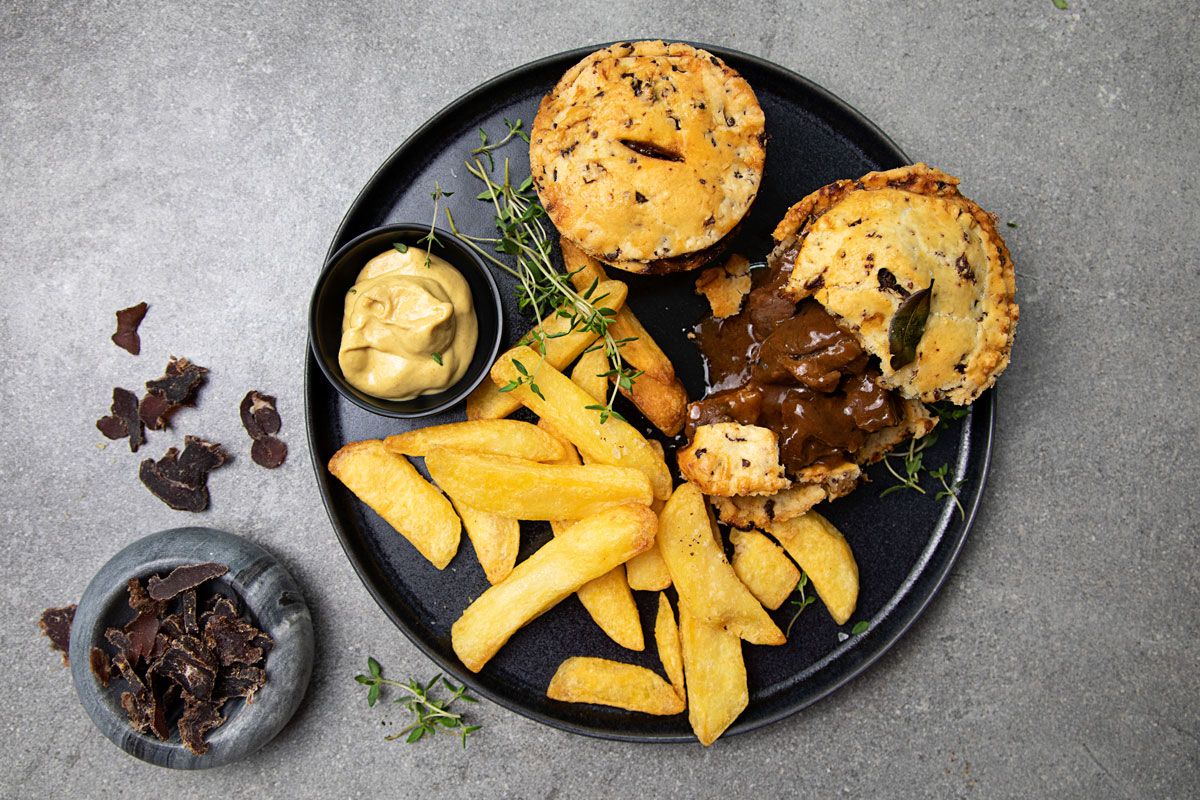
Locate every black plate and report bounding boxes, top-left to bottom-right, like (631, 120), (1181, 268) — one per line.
(305, 43), (994, 742)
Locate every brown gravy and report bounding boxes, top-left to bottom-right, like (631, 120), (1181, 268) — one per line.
(689, 252), (902, 475)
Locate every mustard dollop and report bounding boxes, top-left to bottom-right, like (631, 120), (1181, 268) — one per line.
(338, 247), (478, 400)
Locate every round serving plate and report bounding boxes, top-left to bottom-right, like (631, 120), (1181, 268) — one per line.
(305, 42), (994, 742)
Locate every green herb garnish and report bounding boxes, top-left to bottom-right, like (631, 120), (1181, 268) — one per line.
(394, 242), (409, 253)
(880, 401), (972, 510)
(431, 352), (443, 366)
(785, 572), (818, 637)
(1053, 0), (1068, 9)
(930, 462), (967, 520)
(851, 621), (870, 635)
(442, 119), (638, 423)
(418, 183), (453, 267)
(354, 657), (481, 747)
(1006, 221), (1018, 228)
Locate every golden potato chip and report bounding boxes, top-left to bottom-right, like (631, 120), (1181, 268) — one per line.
(491, 346), (672, 500)
(570, 346), (610, 406)
(658, 483), (784, 646)
(679, 601), (748, 746)
(655, 593), (685, 699)
(729, 528), (801, 611)
(384, 419), (566, 462)
(451, 503), (657, 672)
(426, 450), (652, 520)
(327, 440), (460, 569)
(576, 564), (643, 651)
(466, 279), (629, 420)
(767, 511), (859, 625)
(625, 540), (672, 591)
(450, 498), (519, 585)
(546, 657), (684, 715)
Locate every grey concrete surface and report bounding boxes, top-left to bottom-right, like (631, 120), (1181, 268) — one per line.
(2, 0), (1196, 797)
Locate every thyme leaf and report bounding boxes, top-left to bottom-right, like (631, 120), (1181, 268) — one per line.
(785, 572), (817, 638)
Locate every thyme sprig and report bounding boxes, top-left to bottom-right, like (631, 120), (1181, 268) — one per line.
(417, 183), (453, 267)
(785, 572), (817, 638)
(444, 118), (638, 423)
(354, 657), (481, 747)
(880, 401), (971, 519)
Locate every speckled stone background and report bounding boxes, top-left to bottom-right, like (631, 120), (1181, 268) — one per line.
(3, 1), (1196, 797)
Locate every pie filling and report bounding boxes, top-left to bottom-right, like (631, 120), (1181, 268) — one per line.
(688, 246), (905, 476)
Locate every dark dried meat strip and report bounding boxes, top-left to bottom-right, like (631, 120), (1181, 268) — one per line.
(139, 438), (228, 512)
(149, 634), (217, 700)
(123, 610), (160, 666)
(127, 578), (166, 615)
(178, 692), (227, 756)
(147, 562), (229, 601)
(181, 588), (199, 636)
(213, 665), (266, 704)
(159, 613), (184, 639)
(105, 627), (135, 663)
(203, 613), (264, 668)
(251, 435), (287, 469)
(96, 387), (145, 452)
(138, 391), (174, 431)
(38, 605), (76, 667)
(145, 357), (208, 406)
(240, 391), (281, 439)
(112, 302), (148, 355)
(90, 647), (112, 687)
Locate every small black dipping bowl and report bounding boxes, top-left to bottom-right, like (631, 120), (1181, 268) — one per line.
(308, 223), (504, 418)
(70, 527), (314, 769)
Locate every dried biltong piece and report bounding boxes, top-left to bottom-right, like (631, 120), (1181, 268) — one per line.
(181, 589), (199, 636)
(127, 578), (166, 616)
(138, 391), (174, 431)
(145, 357), (208, 406)
(250, 436), (287, 469)
(38, 605), (76, 667)
(120, 690), (155, 734)
(213, 665), (266, 704)
(178, 693), (227, 756)
(203, 614), (265, 667)
(112, 302), (148, 355)
(123, 610), (160, 666)
(150, 632), (170, 661)
(240, 391), (281, 439)
(159, 613), (184, 639)
(139, 438), (227, 512)
(90, 647), (112, 687)
(105, 627), (135, 663)
(149, 681), (170, 742)
(151, 635), (217, 700)
(96, 387), (145, 452)
(147, 562), (229, 601)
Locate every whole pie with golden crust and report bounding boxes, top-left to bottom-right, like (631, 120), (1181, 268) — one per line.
(530, 41), (766, 274)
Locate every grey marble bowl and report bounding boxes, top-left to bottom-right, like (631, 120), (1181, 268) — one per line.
(69, 527), (314, 769)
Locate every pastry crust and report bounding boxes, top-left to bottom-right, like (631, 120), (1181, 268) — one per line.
(531, 41), (765, 274)
(677, 422), (789, 497)
(774, 163), (1018, 405)
(695, 254), (753, 318)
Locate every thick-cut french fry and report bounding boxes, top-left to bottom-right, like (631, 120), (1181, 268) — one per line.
(466, 280), (629, 420)
(546, 657), (684, 715)
(574, 563), (643, 650)
(619, 373), (688, 437)
(655, 593), (685, 699)
(767, 511), (859, 625)
(626, 497), (672, 591)
(426, 450), (651, 520)
(679, 602), (748, 746)
(570, 346), (610, 406)
(491, 346), (672, 500)
(327, 440), (460, 569)
(451, 503), (657, 672)
(658, 483), (785, 645)
(384, 420), (566, 463)
(729, 528), (802, 611)
(450, 497), (519, 585)
(562, 239), (674, 384)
